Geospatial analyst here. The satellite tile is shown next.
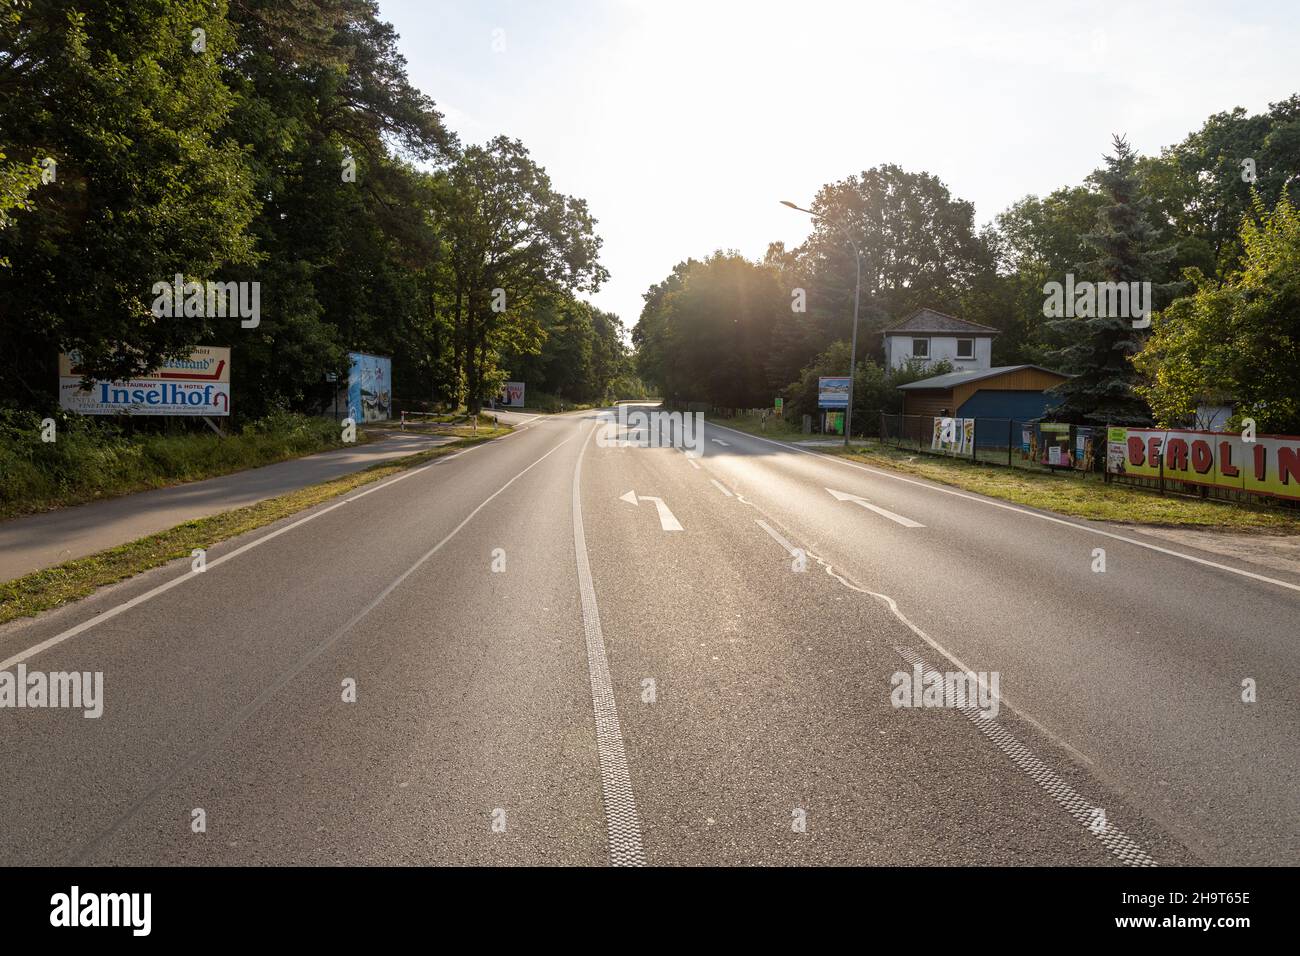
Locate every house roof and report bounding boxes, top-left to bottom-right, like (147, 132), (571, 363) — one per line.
(882, 308), (1000, 336)
(895, 365), (1070, 391)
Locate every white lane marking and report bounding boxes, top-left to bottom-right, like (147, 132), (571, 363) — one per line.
(706, 422), (1300, 594)
(687, 459), (701, 471)
(756, 519), (797, 555)
(573, 423), (647, 866)
(618, 491), (683, 532)
(826, 487), (925, 528)
(70, 435), (575, 863)
(893, 645), (1156, 867)
(710, 439), (729, 446)
(0, 427), (536, 671)
(709, 479), (733, 497)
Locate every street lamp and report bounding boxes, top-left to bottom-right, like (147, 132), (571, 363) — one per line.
(781, 200), (861, 447)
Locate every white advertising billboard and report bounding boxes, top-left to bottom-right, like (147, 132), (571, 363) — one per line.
(58, 347), (231, 416)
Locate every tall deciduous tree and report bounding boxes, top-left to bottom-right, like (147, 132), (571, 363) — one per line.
(0, 0), (258, 403)
(799, 164), (996, 356)
(437, 137), (607, 408)
(1134, 192), (1300, 434)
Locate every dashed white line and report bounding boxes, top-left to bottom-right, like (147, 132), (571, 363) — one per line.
(756, 519), (798, 556)
(710, 479), (733, 497)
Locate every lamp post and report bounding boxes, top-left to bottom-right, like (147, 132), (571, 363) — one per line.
(781, 200), (861, 446)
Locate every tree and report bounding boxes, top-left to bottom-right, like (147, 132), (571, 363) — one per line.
(217, 0), (455, 415)
(437, 137), (607, 409)
(632, 252), (784, 408)
(1134, 192), (1300, 434)
(0, 0), (258, 405)
(1047, 136), (1177, 424)
(1142, 95), (1300, 281)
(986, 186), (1108, 364)
(797, 164), (996, 357)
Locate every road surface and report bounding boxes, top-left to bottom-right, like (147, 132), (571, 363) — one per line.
(0, 406), (1294, 865)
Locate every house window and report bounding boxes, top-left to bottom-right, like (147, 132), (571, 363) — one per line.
(956, 338), (975, 359)
(912, 338), (929, 358)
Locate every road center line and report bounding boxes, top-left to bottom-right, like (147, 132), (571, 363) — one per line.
(573, 422), (647, 866)
(756, 519), (798, 556)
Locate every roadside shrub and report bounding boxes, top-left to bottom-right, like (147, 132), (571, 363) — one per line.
(0, 410), (344, 518)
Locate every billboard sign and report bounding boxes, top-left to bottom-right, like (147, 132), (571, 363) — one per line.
(347, 352), (391, 423)
(1107, 427), (1300, 501)
(931, 417), (975, 455)
(59, 347), (230, 416)
(498, 382), (526, 407)
(818, 376), (850, 409)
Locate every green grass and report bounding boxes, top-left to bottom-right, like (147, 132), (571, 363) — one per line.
(0, 428), (510, 625)
(711, 413), (1300, 532)
(0, 410), (365, 520)
(709, 411), (810, 443)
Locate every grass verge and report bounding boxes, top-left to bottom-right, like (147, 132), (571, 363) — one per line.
(0, 428), (510, 626)
(711, 413), (1300, 532)
(0, 410), (373, 521)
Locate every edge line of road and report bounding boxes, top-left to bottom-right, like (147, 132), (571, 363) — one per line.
(0, 417), (551, 671)
(705, 421), (1300, 594)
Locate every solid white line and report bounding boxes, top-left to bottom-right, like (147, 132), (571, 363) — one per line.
(756, 519), (798, 556)
(707, 421), (1300, 594)
(0, 427), (537, 671)
(710, 479), (733, 497)
(572, 421), (646, 866)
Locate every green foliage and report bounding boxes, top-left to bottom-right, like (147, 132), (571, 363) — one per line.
(0, 1), (616, 421)
(0, 0), (259, 395)
(1134, 192), (1300, 433)
(633, 252), (785, 408)
(0, 408), (342, 517)
(801, 165), (996, 347)
(777, 344), (952, 430)
(1047, 136), (1175, 424)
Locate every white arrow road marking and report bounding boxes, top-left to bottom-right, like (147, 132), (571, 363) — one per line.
(619, 490), (683, 531)
(826, 487), (925, 528)
(710, 438), (730, 446)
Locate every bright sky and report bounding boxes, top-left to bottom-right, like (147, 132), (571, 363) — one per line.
(381, 0), (1300, 332)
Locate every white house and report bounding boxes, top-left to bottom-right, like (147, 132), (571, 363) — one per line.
(882, 308), (999, 371)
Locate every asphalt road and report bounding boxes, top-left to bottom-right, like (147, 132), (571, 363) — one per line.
(0, 405), (1294, 865)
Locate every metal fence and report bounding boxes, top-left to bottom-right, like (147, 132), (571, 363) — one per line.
(880, 413), (1098, 475)
(878, 412), (1299, 510)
